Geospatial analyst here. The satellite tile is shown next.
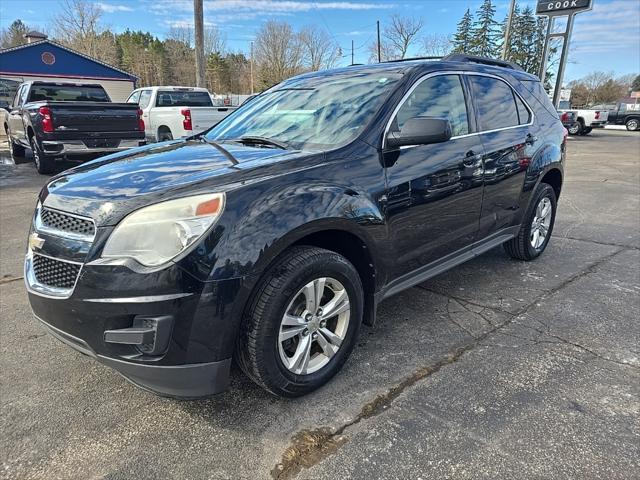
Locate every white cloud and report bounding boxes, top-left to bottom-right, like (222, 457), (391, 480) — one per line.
(151, 0), (394, 16)
(96, 2), (134, 13)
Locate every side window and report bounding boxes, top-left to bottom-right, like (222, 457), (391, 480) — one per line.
(127, 90), (141, 104)
(394, 75), (469, 137)
(138, 90), (152, 109)
(13, 85), (24, 107)
(468, 76), (520, 131)
(514, 94), (531, 125)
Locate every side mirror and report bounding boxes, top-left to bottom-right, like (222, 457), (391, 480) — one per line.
(386, 117), (452, 149)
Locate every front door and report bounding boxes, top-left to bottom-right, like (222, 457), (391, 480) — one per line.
(384, 74), (484, 279)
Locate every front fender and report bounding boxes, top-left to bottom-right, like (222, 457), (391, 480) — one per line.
(177, 181), (386, 284)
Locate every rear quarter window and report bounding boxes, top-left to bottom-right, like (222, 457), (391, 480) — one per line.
(468, 76), (520, 131)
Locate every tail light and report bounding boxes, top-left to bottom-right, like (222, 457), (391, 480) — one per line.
(181, 109), (192, 131)
(595, 111), (600, 120)
(39, 107), (53, 133)
(560, 112), (569, 122)
(137, 108), (145, 131)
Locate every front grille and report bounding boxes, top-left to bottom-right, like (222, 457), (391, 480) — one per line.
(40, 208), (95, 238)
(32, 254), (81, 289)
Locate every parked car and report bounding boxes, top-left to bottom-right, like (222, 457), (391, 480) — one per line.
(25, 55), (565, 399)
(126, 86), (238, 142)
(6, 81), (146, 174)
(0, 77), (20, 136)
(558, 107), (608, 135)
(605, 102), (640, 131)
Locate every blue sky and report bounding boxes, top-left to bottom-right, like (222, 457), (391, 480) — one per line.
(1, 0), (639, 81)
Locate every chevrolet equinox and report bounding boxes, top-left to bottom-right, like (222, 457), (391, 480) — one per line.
(26, 55), (565, 398)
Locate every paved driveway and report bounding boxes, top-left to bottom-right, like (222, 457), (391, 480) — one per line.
(1, 130), (638, 479)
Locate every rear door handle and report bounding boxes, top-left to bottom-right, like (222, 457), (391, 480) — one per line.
(525, 134), (538, 145)
(463, 150), (481, 167)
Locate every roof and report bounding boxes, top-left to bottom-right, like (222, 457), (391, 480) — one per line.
(25, 30), (47, 39)
(0, 39), (137, 81)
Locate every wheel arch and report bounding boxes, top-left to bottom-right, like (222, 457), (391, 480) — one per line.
(540, 167), (563, 199)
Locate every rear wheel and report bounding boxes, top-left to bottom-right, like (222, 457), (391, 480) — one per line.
(567, 121), (582, 135)
(236, 246), (363, 397)
(30, 136), (55, 175)
(504, 183), (557, 261)
(158, 128), (173, 142)
(580, 127), (592, 135)
(626, 118), (639, 131)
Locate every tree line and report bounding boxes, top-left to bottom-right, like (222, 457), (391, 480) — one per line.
(1, 0), (638, 100)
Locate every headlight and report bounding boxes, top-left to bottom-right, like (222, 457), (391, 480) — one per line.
(102, 193), (225, 267)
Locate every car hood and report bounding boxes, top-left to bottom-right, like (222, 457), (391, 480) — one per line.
(41, 139), (313, 226)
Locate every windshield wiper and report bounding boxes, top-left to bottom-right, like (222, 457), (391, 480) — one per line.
(235, 136), (289, 150)
(198, 137), (239, 165)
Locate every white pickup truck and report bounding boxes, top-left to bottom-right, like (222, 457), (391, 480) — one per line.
(126, 86), (237, 142)
(558, 102), (608, 135)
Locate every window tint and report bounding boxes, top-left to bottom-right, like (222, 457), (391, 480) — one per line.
(138, 90), (152, 109)
(127, 90), (141, 104)
(28, 85), (110, 102)
(468, 76), (519, 131)
(395, 75), (469, 137)
(156, 91), (212, 107)
(515, 94), (531, 124)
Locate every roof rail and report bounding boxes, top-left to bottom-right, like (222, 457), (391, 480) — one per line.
(443, 54), (524, 72)
(384, 56), (443, 63)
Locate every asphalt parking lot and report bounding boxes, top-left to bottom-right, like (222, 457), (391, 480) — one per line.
(1, 129), (638, 479)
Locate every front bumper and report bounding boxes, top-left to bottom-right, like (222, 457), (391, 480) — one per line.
(36, 314), (231, 398)
(42, 138), (146, 156)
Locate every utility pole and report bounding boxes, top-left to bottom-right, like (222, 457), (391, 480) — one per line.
(501, 0), (516, 60)
(194, 0), (206, 88)
(376, 20), (381, 62)
(351, 39), (354, 65)
(250, 41), (254, 95)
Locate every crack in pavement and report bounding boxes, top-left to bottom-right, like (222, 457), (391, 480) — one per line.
(0, 276), (23, 285)
(271, 247), (629, 480)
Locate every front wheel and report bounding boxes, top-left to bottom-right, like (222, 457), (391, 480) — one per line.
(580, 127), (592, 135)
(504, 183), (557, 261)
(626, 118), (639, 131)
(30, 136), (55, 174)
(236, 246), (363, 397)
(9, 137), (26, 158)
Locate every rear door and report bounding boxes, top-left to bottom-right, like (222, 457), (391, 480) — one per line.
(466, 74), (535, 238)
(384, 73), (485, 279)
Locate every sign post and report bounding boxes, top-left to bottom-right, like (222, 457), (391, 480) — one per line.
(536, 0), (593, 108)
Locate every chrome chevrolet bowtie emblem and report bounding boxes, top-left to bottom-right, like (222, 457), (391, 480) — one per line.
(29, 232), (45, 251)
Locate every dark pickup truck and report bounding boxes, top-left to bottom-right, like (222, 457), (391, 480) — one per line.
(606, 102), (640, 131)
(5, 81), (146, 174)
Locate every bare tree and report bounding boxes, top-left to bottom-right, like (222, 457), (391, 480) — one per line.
(421, 33), (452, 57)
(298, 25), (339, 71)
(366, 39), (396, 62)
(254, 20), (303, 87)
(204, 26), (226, 55)
(383, 14), (424, 59)
(52, 0), (103, 58)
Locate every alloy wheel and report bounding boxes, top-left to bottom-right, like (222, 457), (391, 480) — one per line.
(530, 196), (552, 250)
(278, 277), (351, 375)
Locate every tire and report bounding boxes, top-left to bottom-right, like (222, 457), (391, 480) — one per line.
(158, 129), (173, 142)
(626, 118), (639, 131)
(580, 127), (592, 136)
(567, 121), (582, 135)
(504, 183), (557, 261)
(9, 137), (26, 158)
(30, 136), (55, 175)
(236, 246), (363, 397)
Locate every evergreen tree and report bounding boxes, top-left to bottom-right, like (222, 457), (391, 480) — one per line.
(471, 0), (501, 58)
(452, 9), (474, 54)
(0, 20), (29, 48)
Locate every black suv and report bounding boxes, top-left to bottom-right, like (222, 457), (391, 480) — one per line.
(26, 55), (566, 398)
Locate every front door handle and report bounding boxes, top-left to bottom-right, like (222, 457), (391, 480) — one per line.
(525, 134), (538, 145)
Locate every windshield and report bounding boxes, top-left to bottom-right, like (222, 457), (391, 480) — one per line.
(28, 85), (110, 102)
(206, 71), (402, 151)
